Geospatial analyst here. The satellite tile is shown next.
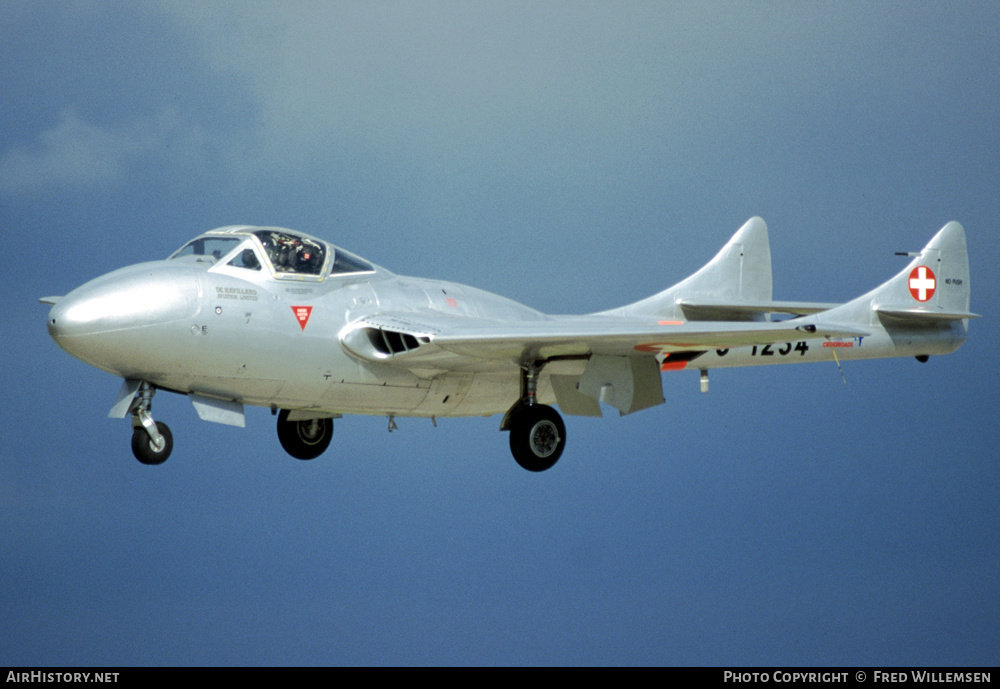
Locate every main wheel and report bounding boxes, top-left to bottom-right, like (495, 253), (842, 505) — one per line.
(277, 410), (333, 460)
(508, 404), (566, 472)
(131, 422), (173, 465)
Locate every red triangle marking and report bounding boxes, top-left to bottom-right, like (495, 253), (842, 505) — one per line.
(292, 305), (313, 330)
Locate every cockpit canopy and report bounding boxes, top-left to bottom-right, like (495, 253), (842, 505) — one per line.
(169, 226), (374, 280)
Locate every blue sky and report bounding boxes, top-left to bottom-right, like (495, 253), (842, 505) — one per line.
(2, 1), (997, 666)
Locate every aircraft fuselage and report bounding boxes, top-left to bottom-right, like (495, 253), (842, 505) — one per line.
(48, 253), (556, 419)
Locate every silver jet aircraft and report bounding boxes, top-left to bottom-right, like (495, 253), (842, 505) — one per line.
(43, 218), (975, 471)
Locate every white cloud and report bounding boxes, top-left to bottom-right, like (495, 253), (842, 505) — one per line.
(0, 109), (206, 195)
(149, 3), (890, 179)
(0, 110), (131, 193)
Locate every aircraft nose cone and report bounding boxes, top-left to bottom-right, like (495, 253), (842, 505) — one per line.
(48, 263), (200, 374)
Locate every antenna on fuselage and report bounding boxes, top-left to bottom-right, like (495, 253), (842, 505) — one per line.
(827, 337), (848, 386)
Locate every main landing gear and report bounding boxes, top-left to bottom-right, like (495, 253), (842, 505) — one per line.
(128, 382), (173, 465)
(276, 409), (333, 460)
(504, 363), (566, 472)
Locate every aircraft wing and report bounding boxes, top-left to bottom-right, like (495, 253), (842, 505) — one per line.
(340, 311), (867, 370)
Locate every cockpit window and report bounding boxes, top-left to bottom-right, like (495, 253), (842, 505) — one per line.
(253, 230), (326, 276)
(330, 248), (374, 274)
(171, 237), (242, 263)
(171, 227), (374, 280)
(228, 247), (262, 271)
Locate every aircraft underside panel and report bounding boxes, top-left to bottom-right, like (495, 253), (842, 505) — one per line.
(317, 381), (430, 415)
(456, 372), (560, 418)
(411, 373), (475, 416)
(189, 376), (287, 405)
(307, 372), (527, 418)
(576, 355), (664, 415)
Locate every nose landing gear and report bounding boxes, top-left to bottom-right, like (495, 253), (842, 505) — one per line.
(128, 382), (173, 465)
(131, 418), (173, 465)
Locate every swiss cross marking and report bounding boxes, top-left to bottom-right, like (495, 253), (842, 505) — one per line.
(908, 265), (936, 302)
(291, 305), (313, 330)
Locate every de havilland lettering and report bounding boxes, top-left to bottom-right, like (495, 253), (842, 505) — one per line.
(43, 218), (976, 471)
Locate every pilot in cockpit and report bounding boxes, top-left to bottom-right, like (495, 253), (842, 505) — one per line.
(254, 230), (325, 275)
(237, 248), (260, 270)
(294, 245), (321, 273)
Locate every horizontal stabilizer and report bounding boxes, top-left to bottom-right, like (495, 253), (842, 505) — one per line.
(876, 306), (980, 321)
(678, 299), (840, 319)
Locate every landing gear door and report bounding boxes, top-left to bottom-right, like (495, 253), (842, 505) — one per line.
(577, 355), (665, 416)
(109, 379), (142, 418)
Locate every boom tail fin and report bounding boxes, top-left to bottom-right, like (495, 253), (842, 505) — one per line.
(815, 221), (977, 326)
(808, 221), (977, 359)
(603, 216), (773, 321)
(873, 221), (977, 324)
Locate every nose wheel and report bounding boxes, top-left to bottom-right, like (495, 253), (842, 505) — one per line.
(127, 382), (173, 465)
(131, 420), (173, 465)
(123, 381), (174, 464)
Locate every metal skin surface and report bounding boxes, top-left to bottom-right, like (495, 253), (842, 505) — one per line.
(49, 233), (541, 418)
(45, 220), (975, 470)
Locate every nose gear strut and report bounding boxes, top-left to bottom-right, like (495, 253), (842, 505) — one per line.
(128, 382), (173, 464)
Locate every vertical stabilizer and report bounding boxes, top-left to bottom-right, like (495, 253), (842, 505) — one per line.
(602, 217), (772, 321)
(814, 221), (976, 327)
(913, 221), (971, 317)
(801, 220), (976, 373)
